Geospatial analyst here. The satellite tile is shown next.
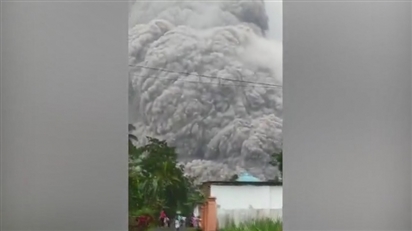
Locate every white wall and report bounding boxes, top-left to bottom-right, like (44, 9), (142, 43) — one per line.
(210, 184), (282, 227)
(216, 208), (282, 228)
(270, 186), (283, 209)
(210, 185), (282, 210)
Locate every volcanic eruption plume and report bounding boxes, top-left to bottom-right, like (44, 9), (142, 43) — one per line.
(129, 0), (283, 183)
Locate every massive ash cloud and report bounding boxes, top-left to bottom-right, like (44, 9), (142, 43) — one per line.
(129, 0), (283, 183)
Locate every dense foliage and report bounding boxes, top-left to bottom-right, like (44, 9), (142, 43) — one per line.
(270, 150), (283, 180)
(128, 129), (205, 220)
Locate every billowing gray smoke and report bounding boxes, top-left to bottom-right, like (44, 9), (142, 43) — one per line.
(129, 0), (283, 183)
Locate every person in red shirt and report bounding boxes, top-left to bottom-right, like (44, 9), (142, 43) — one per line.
(159, 210), (167, 227)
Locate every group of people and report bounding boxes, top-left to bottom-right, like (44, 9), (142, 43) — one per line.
(158, 210), (201, 231)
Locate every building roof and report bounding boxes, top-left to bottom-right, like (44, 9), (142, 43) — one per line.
(236, 172), (261, 182)
(202, 180), (282, 187)
(201, 172), (282, 188)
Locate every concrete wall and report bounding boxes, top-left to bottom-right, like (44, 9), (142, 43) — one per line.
(210, 185), (283, 210)
(216, 208), (282, 228)
(209, 185), (283, 228)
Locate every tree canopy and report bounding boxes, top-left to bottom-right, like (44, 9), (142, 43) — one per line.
(128, 133), (205, 219)
(270, 150), (283, 180)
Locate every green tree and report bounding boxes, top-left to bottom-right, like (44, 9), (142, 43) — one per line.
(181, 175), (206, 215)
(228, 174), (238, 181)
(270, 150), (283, 178)
(129, 137), (204, 218)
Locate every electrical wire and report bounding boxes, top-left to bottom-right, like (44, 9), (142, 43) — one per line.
(129, 65), (282, 88)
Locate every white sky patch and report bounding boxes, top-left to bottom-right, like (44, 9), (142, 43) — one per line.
(265, 0), (283, 41)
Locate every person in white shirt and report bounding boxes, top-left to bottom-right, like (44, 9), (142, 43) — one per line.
(174, 216), (181, 231)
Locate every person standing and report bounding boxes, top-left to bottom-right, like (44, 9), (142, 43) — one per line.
(174, 216), (181, 231)
(164, 216), (170, 227)
(159, 210), (167, 227)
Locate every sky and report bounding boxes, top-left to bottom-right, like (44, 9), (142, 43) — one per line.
(128, 0), (283, 41)
(265, 0), (283, 41)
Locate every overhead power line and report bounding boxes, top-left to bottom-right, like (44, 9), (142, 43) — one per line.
(129, 65), (282, 88)
(134, 74), (283, 89)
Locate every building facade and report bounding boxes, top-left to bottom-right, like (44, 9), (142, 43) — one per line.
(200, 173), (282, 228)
